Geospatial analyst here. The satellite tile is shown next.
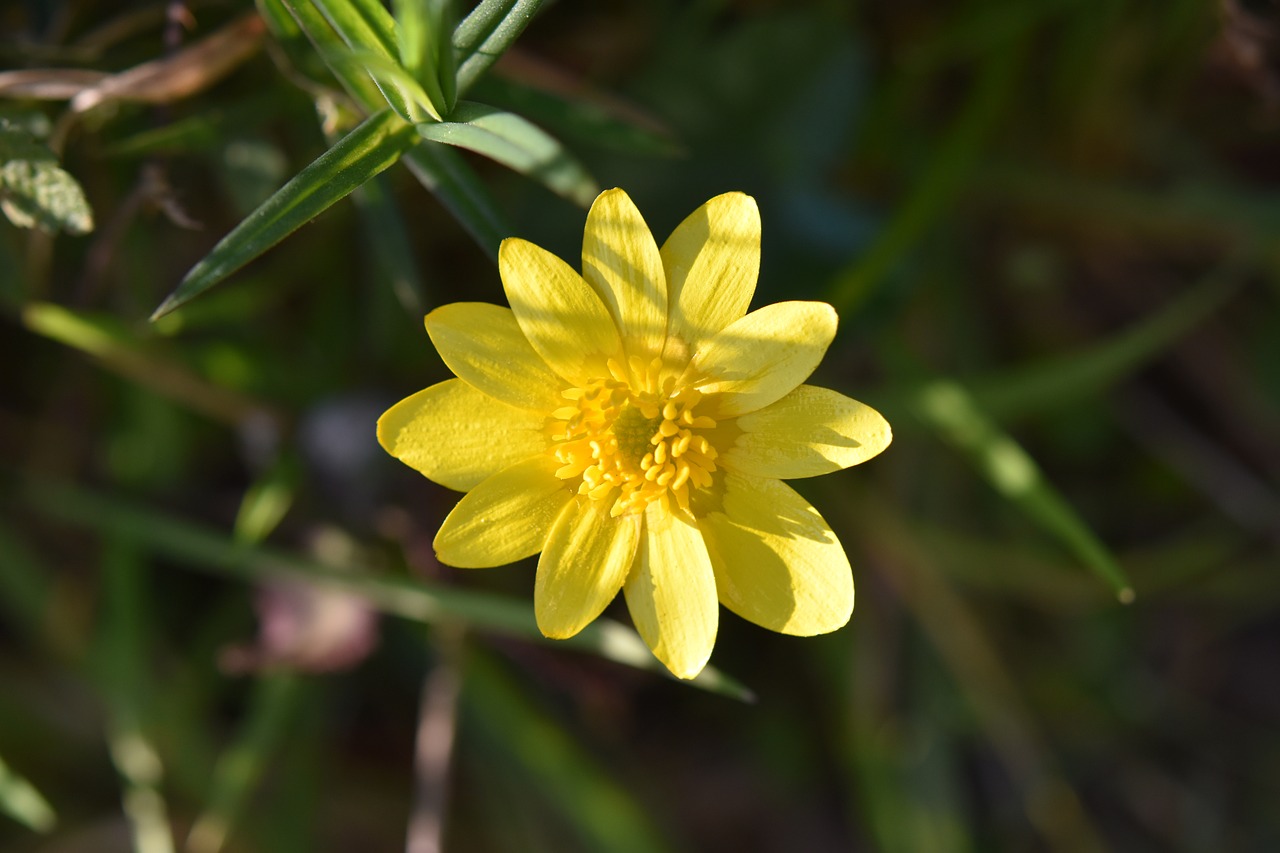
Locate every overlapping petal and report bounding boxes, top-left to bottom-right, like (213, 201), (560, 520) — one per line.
(720, 385), (892, 478)
(688, 301), (837, 417)
(499, 237), (622, 383)
(425, 302), (564, 410)
(433, 455), (572, 568)
(661, 192), (759, 367)
(623, 503), (719, 679)
(700, 473), (852, 635)
(376, 379), (548, 491)
(581, 188), (667, 362)
(535, 499), (640, 638)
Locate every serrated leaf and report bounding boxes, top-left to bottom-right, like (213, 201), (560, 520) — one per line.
(152, 109), (417, 320)
(417, 101), (597, 206)
(453, 0), (545, 95)
(913, 380), (1133, 601)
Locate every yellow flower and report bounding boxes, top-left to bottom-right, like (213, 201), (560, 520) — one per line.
(378, 189), (891, 678)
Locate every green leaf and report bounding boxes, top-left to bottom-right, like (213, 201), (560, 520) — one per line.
(335, 48), (442, 122)
(395, 0), (455, 116)
(22, 302), (269, 425)
(913, 380), (1134, 601)
(402, 142), (510, 259)
(311, 0), (444, 120)
(0, 754), (56, 833)
(276, 0), (390, 106)
(0, 523), (53, 645)
(418, 101), (598, 206)
(18, 478), (753, 700)
(234, 458), (298, 545)
(351, 172), (429, 314)
(0, 121), (93, 235)
(313, 0), (398, 57)
(827, 36), (1020, 314)
(462, 653), (676, 853)
(186, 674), (304, 853)
(152, 109), (418, 320)
(453, 0), (545, 95)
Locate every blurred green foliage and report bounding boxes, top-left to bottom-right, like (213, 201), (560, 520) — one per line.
(2, 0), (1279, 851)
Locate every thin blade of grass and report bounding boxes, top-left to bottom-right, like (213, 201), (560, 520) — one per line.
(18, 479), (752, 700)
(970, 259), (1247, 421)
(0, 754), (56, 833)
(351, 171), (428, 314)
(394, 0), (454, 117)
(22, 302), (269, 425)
(462, 652), (675, 853)
(453, 0), (545, 96)
(402, 142), (510, 259)
(100, 534), (176, 853)
(829, 36), (1020, 315)
(0, 522), (53, 644)
(151, 109), (417, 320)
(417, 101), (598, 206)
(186, 674), (305, 853)
(913, 380), (1134, 600)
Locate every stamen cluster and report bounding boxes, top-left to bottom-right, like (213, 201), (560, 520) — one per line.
(550, 356), (718, 516)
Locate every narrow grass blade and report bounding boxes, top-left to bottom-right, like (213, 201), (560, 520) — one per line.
(402, 142), (510, 259)
(462, 652), (675, 853)
(22, 302), (269, 425)
(829, 38), (1020, 314)
(18, 479), (752, 700)
(351, 172), (428, 314)
(234, 458), (297, 544)
(100, 535), (176, 853)
(913, 380), (1134, 601)
(313, 0), (398, 56)
(0, 522), (53, 644)
(311, 0), (443, 120)
(0, 754), (56, 833)
(186, 674), (304, 853)
(151, 109), (417, 320)
(453, 0), (545, 95)
(971, 260), (1246, 421)
(395, 0), (454, 116)
(417, 101), (598, 206)
(275, 0), (392, 107)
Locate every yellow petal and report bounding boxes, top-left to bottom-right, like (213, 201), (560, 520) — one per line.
(499, 237), (622, 383)
(425, 303), (563, 410)
(377, 379), (548, 491)
(660, 192), (759, 366)
(581, 188), (667, 361)
(535, 499), (640, 638)
(689, 301), (837, 418)
(699, 473), (852, 635)
(433, 455), (571, 568)
(623, 504), (718, 679)
(721, 385), (892, 479)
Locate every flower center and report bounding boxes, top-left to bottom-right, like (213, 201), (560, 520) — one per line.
(549, 356), (719, 517)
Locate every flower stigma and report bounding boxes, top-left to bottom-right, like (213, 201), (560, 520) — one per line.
(549, 355), (719, 517)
